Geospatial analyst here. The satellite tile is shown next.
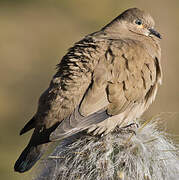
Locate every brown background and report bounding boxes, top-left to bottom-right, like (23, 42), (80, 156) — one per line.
(0, 0), (178, 179)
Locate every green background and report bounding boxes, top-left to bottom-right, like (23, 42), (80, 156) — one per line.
(0, 0), (178, 179)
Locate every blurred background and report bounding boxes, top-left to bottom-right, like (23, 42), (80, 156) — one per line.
(0, 0), (178, 179)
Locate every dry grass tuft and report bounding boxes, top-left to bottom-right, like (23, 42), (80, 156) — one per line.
(34, 117), (179, 180)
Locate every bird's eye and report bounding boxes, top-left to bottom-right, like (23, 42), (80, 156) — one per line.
(135, 19), (142, 25)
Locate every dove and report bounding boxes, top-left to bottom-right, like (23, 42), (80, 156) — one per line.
(14, 8), (162, 173)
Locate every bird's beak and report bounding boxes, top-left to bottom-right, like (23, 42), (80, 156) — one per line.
(148, 28), (162, 39)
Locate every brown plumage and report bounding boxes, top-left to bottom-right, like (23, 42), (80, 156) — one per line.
(14, 8), (162, 173)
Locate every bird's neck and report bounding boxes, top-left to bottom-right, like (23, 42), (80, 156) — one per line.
(102, 21), (128, 39)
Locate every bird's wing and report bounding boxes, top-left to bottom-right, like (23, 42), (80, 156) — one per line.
(50, 55), (111, 141)
(50, 38), (162, 141)
(20, 35), (110, 136)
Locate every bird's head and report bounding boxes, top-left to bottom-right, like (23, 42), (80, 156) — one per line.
(103, 8), (161, 39)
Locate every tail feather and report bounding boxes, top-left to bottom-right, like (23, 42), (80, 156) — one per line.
(14, 144), (48, 173)
(20, 117), (36, 135)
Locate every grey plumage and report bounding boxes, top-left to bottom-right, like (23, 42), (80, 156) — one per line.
(14, 8), (162, 173)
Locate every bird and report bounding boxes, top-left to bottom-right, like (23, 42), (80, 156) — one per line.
(14, 8), (162, 173)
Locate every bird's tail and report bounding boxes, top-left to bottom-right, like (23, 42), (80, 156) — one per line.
(14, 143), (49, 173)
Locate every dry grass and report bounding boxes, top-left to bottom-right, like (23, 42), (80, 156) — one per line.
(34, 117), (179, 180)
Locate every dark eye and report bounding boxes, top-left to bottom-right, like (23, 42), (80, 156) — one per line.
(135, 19), (142, 25)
